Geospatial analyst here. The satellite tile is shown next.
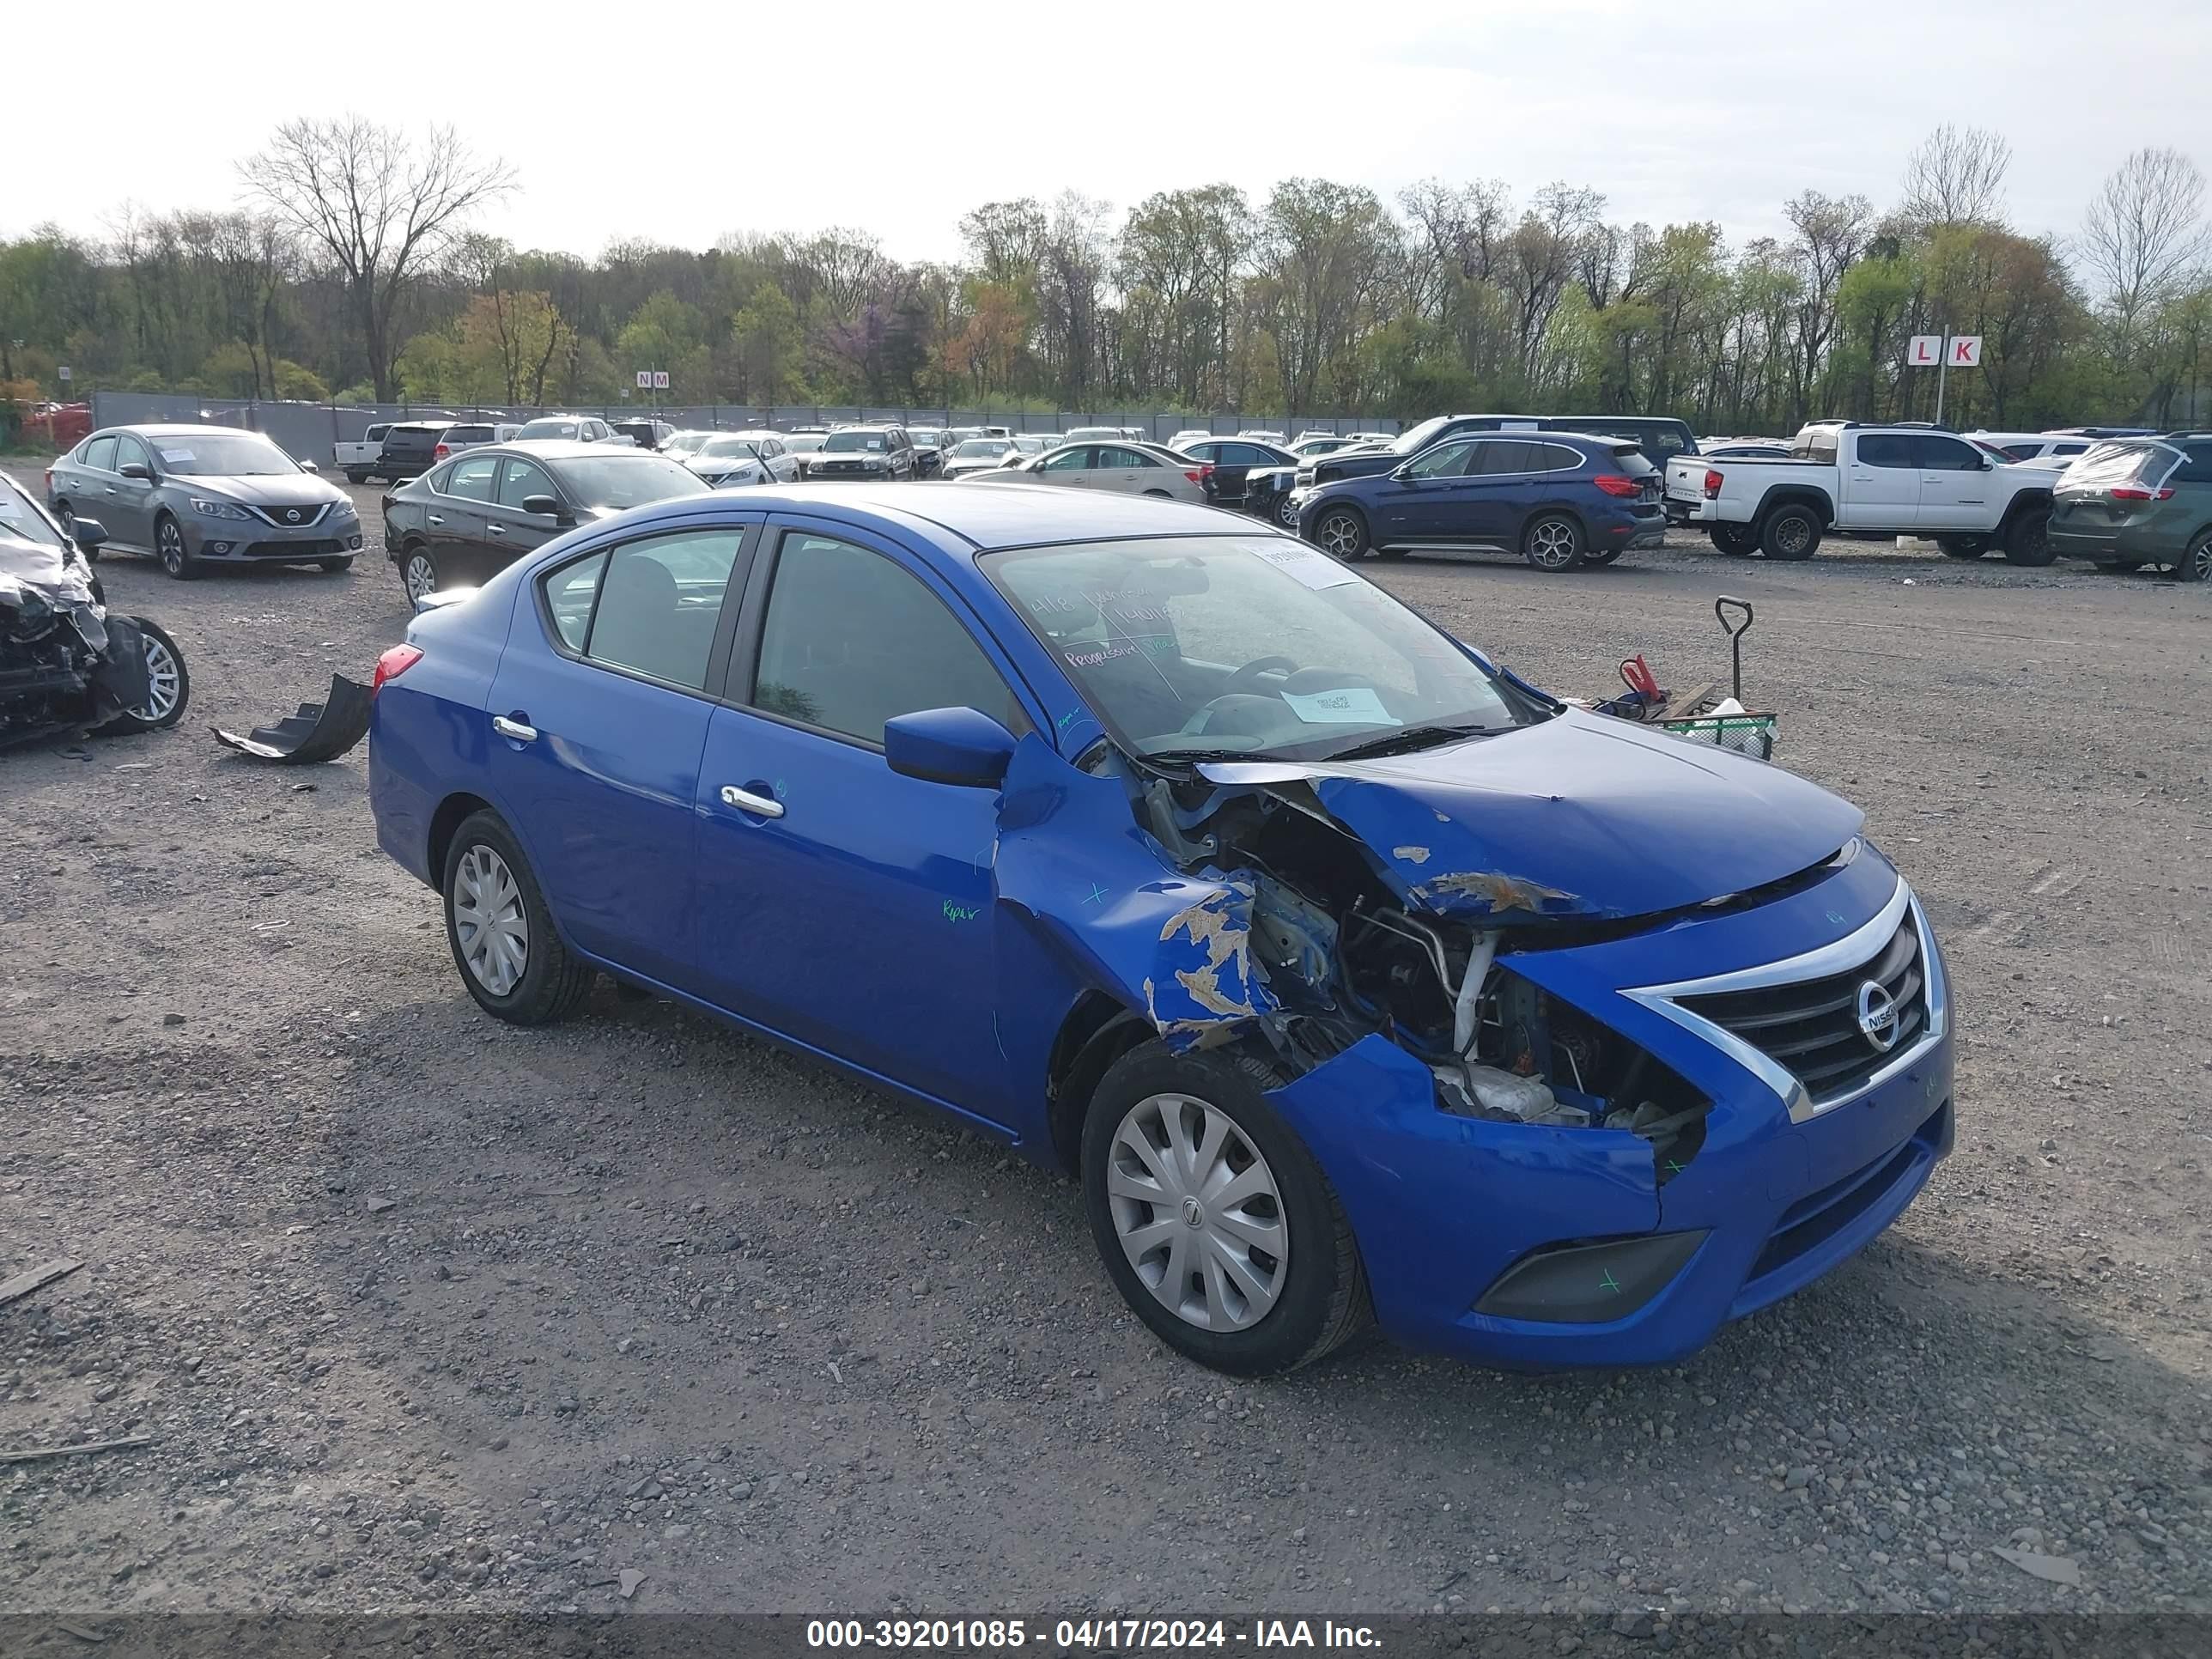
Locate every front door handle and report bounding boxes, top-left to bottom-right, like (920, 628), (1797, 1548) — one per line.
(719, 784), (783, 819)
(485, 523), (507, 534)
(491, 715), (538, 742)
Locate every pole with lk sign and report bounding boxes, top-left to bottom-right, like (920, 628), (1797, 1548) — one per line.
(1907, 335), (1982, 422)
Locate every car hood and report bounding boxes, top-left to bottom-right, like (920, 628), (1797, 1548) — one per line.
(1196, 708), (1862, 922)
(1309, 450), (1402, 487)
(183, 473), (347, 507)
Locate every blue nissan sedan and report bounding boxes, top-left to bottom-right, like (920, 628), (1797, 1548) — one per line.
(1294, 430), (1668, 569)
(368, 484), (1953, 1376)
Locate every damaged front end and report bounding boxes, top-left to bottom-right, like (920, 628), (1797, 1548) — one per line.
(0, 535), (157, 750)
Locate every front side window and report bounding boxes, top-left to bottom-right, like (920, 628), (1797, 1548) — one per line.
(751, 533), (1021, 745)
(1406, 440), (1475, 480)
(1916, 435), (1982, 471)
(987, 535), (1528, 762)
(497, 458), (558, 509)
(445, 454), (500, 501)
(569, 530), (741, 690)
(112, 434), (151, 473)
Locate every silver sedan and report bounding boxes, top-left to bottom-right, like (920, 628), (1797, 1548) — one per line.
(959, 441), (1211, 503)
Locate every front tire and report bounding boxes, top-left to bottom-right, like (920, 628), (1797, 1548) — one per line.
(2166, 530), (2212, 583)
(344, 470), (368, 485)
(2002, 507), (2054, 567)
(441, 811), (595, 1026)
(1312, 507), (1370, 562)
(1759, 503), (1821, 561)
(1081, 1041), (1370, 1376)
(91, 618), (190, 735)
(1522, 512), (1584, 571)
(155, 514), (198, 580)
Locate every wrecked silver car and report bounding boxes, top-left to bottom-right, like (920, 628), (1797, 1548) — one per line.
(0, 474), (188, 750)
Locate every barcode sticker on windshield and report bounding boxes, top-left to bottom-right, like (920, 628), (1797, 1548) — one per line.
(1284, 687), (1398, 726)
(1253, 542), (1358, 591)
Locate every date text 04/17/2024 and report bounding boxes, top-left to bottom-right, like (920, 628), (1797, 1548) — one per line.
(805, 1620), (1382, 1650)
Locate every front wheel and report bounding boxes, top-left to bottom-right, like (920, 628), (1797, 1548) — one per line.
(1759, 504), (1821, 561)
(441, 811), (595, 1025)
(1312, 507), (1370, 562)
(1522, 512), (1584, 572)
(91, 617), (190, 735)
(1082, 1041), (1370, 1376)
(2002, 507), (2054, 567)
(155, 515), (198, 580)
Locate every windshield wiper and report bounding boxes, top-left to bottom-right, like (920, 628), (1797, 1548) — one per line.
(1323, 722), (1497, 763)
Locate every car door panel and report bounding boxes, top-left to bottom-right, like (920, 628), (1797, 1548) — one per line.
(1913, 434), (1995, 529)
(1392, 439), (1496, 541)
(106, 434), (157, 548)
(1844, 434), (1920, 529)
(430, 453), (501, 576)
(691, 519), (1034, 1123)
(485, 521), (756, 988)
(487, 456), (568, 574)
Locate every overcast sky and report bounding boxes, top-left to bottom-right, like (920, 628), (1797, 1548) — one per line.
(12, 1), (2209, 266)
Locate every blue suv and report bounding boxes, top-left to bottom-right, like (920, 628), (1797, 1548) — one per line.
(1296, 431), (1667, 570)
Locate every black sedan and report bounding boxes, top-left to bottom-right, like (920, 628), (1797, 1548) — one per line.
(380, 441), (709, 605)
(1178, 436), (1302, 525)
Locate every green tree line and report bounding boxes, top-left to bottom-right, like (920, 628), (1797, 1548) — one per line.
(3, 120), (2205, 431)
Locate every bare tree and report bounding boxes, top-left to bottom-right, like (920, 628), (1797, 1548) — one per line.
(1899, 125), (2012, 230)
(241, 118), (512, 399)
(1784, 190), (1874, 420)
(2081, 147), (2209, 346)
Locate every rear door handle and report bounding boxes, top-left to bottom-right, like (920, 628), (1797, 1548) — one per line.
(491, 715), (538, 742)
(426, 514), (444, 526)
(719, 784), (783, 818)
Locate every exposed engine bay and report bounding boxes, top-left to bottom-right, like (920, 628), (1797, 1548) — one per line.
(0, 529), (165, 750)
(1122, 756), (1717, 1182)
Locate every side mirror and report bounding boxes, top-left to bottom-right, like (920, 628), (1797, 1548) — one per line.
(118, 462), (151, 481)
(884, 706), (1018, 789)
(520, 494), (570, 523)
(1980, 456), (1996, 471)
(1389, 462), (1414, 481)
(70, 516), (110, 549)
(301, 459), (319, 472)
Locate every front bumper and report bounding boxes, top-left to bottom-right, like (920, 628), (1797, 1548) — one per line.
(185, 514), (362, 562)
(1267, 851), (1954, 1368)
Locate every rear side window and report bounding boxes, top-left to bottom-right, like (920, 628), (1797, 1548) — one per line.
(1609, 444), (1657, 477)
(443, 454), (499, 501)
(82, 435), (118, 470)
(543, 552), (605, 651)
(2172, 443), (2212, 483)
(751, 533), (1021, 745)
(1794, 428), (1840, 464)
(365, 425), (389, 443)
(1472, 440), (1546, 475)
(1531, 442), (1583, 472)
(1856, 434), (1915, 469)
(558, 529), (742, 691)
(2001, 442), (2039, 460)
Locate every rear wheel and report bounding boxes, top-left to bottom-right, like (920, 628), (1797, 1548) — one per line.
(1759, 503), (1821, 561)
(1313, 507), (1370, 562)
(1274, 493), (1299, 529)
(441, 811), (594, 1025)
(1937, 535), (1990, 559)
(155, 514), (198, 580)
(400, 544), (440, 605)
(1583, 544), (1624, 566)
(1522, 512), (1584, 572)
(2002, 507), (2054, 567)
(1081, 1041), (1370, 1376)
(344, 470), (368, 485)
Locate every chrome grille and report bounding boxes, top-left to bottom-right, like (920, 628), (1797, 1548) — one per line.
(247, 501), (332, 528)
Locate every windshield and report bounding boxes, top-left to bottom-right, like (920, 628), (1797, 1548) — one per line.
(2063, 442), (2166, 489)
(664, 432), (708, 454)
(783, 433), (828, 452)
(823, 431), (887, 453)
(700, 437), (763, 459)
(986, 535), (1528, 762)
(0, 474), (64, 546)
(149, 433), (298, 477)
(517, 419), (580, 441)
(1390, 416), (1457, 456)
(552, 454), (713, 510)
(954, 440), (1012, 459)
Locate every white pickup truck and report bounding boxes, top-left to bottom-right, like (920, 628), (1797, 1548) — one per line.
(333, 423), (394, 484)
(1664, 422), (2056, 564)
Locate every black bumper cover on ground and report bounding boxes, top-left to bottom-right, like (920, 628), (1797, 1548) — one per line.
(211, 674), (372, 763)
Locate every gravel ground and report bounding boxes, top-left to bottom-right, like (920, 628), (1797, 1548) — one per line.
(2, 469), (2207, 1620)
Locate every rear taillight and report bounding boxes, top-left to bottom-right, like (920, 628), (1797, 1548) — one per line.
(44, 468), (53, 493)
(372, 643), (423, 697)
(1185, 464), (1215, 485)
(2109, 485), (2173, 501)
(1592, 473), (1642, 497)
(433, 443), (450, 460)
(1703, 469), (1724, 499)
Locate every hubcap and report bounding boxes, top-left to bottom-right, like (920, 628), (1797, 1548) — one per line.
(134, 635), (180, 721)
(159, 524), (182, 568)
(2191, 541), (2211, 580)
(1106, 1092), (1287, 1333)
(1276, 495), (1298, 527)
(1317, 513), (1360, 559)
(1530, 519), (1575, 566)
(453, 844), (529, 997)
(404, 553), (438, 602)
(1778, 519), (1809, 554)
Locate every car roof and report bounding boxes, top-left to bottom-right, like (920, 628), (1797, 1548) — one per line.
(109, 422), (281, 438)
(477, 440), (657, 461)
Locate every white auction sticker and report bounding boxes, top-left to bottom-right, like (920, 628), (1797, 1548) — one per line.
(1252, 542), (1358, 590)
(1284, 686), (1398, 726)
